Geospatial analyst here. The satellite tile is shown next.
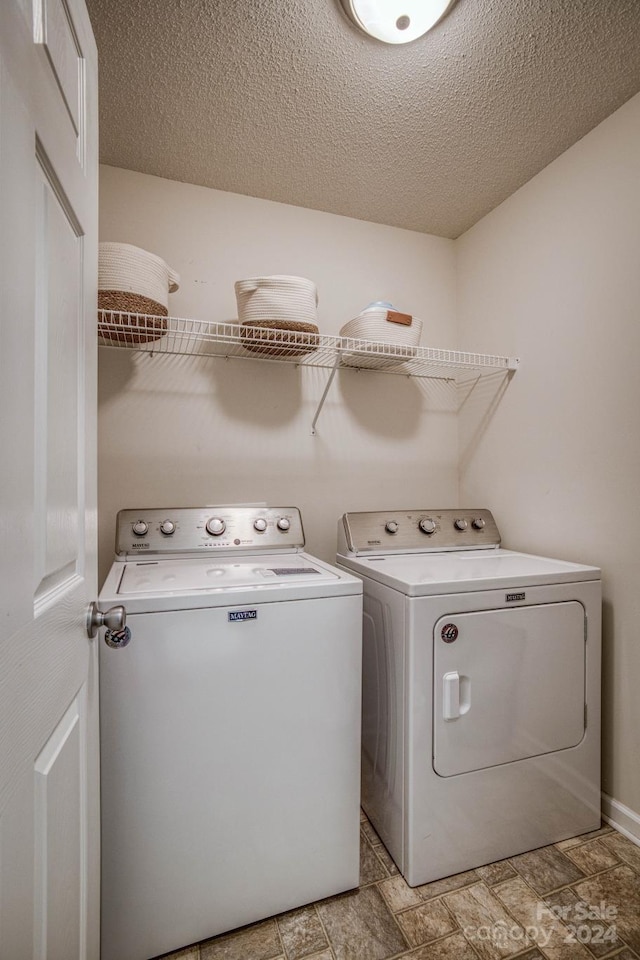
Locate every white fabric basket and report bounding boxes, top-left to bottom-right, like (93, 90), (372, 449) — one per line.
(99, 242), (180, 311)
(339, 305), (422, 369)
(235, 275), (318, 325)
(339, 306), (422, 347)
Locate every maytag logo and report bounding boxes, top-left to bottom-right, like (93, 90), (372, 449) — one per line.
(228, 610), (257, 622)
(131, 542), (150, 549)
(506, 592), (526, 602)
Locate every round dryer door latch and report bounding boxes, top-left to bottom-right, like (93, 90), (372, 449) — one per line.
(441, 623), (459, 643)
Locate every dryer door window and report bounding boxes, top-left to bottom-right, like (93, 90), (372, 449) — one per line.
(433, 601), (586, 777)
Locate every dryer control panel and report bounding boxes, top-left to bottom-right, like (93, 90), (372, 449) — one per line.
(340, 508), (500, 555)
(115, 506), (305, 558)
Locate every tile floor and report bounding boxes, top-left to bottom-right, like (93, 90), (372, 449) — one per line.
(157, 814), (640, 960)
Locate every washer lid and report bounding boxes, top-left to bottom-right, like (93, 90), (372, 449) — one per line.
(117, 554), (337, 595)
(338, 548), (600, 595)
(100, 551), (362, 612)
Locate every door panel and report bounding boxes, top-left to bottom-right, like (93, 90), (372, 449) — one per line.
(33, 0), (86, 155)
(34, 691), (88, 960)
(433, 602), (586, 777)
(0, 53), (36, 634)
(34, 153), (84, 604)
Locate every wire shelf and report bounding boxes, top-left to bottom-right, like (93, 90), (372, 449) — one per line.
(97, 311), (519, 378)
(98, 311), (519, 434)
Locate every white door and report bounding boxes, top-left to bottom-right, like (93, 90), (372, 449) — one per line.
(433, 602), (586, 777)
(0, 0), (98, 957)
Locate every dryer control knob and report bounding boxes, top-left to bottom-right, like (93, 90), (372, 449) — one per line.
(385, 521), (399, 534)
(254, 518), (268, 532)
(160, 520), (176, 535)
(454, 518), (468, 531)
(132, 520), (148, 537)
(472, 517), (486, 530)
(419, 518), (436, 535)
(277, 517), (291, 531)
(206, 517), (226, 536)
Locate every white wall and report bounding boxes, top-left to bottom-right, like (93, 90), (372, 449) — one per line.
(97, 167), (457, 585)
(457, 92), (640, 825)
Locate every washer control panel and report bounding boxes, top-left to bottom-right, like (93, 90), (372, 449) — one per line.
(341, 508), (500, 554)
(115, 506), (305, 557)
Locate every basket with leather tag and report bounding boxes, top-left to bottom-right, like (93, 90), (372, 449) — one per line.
(339, 302), (422, 368)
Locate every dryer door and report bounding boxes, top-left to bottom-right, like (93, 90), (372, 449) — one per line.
(433, 602), (585, 777)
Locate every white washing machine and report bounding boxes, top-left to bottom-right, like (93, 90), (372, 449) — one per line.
(99, 505), (362, 960)
(336, 508), (601, 886)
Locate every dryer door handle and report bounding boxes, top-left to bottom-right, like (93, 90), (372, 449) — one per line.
(443, 671), (460, 720)
(443, 671), (471, 721)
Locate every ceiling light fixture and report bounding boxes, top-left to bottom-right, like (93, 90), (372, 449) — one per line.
(339, 0), (457, 44)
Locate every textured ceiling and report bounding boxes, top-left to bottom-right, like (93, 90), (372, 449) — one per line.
(87, 0), (640, 239)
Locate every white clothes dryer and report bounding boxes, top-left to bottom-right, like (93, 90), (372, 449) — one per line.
(99, 505), (362, 960)
(336, 508), (601, 887)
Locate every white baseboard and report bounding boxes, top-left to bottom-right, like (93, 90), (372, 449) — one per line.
(602, 793), (640, 846)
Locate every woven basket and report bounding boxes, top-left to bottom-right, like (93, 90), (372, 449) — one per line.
(339, 309), (422, 347)
(340, 341), (418, 369)
(98, 291), (168, 344)
(98, 242), (179, 343)
(235, 276), (318, 326)
(240, 319), (319, 358)
(339, 306), (422, 369)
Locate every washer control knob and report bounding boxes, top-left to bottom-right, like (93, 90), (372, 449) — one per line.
(385, 521), (399, 534)
(206, 517), (226, 536)
(472, 517), (486, 530)
(419, 518), (436, 535)
(454, 518), (468, 531)
(277, 517), (291, 531)
(160, 519), (176, 535)
(132, 520), (148, 537)
(254, 518), (268, 532)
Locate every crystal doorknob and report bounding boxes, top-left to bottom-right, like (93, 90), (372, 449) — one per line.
(86, 601), (127, 639)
